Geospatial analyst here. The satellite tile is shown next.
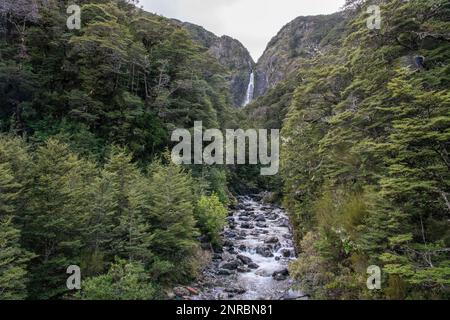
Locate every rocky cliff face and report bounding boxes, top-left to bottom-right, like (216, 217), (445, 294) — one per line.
(208, 35), (255, 107)
(175, 21), (255, 107)
(172, 13), (346, 106)
(254, 12), (347, 98)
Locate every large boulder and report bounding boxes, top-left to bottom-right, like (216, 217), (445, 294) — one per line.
(241, 222), (254, 229)
(281, 249), (292, 257)
(256, 222), (268, 228)
(248, 262), (260, 269)
(272, 269), (289, 281)
(256, 245), (274, 257)
(264, 236), (279, 244)
(218, 269), (233, 276)
(237, 254), (253, 265)
(220, 259), (242, 270)
(255, 214), (266, 222)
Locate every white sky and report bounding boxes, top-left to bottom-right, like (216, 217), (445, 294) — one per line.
(140, 0), (346, 61)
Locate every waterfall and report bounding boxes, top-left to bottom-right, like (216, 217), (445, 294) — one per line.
(243, 71), (255, 106)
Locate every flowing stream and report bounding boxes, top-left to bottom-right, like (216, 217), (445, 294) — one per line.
(194, 195), (306, 300)
(243, 72), (255, 106)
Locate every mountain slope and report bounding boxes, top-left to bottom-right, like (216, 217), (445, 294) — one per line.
(175, 21), (255, 106)
(254, 12), (348, 98)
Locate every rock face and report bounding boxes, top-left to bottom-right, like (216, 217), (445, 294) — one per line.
(173, 13), (347, 108)
(254, 12), (347, 98)
(175, 21), (255, 107)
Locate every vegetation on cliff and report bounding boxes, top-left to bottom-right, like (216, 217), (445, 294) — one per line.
(281, 0), (450, 299)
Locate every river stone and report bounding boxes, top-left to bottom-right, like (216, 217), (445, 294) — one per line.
(217, 269), (233, 276)
(272, 269), (289, 281)
(256, 222), (268, 228)
(264, 236), (279, 244)
(266, 213), (278, 220)
(212, 253), (223, 260)
(225, 287), (246, 294)
(220, 260), (241, 270)
(237, 254), (253, 265)
(248, 262), (260, 269)
(241, 222), (254, 229)
(237, 266), (251, 273)
(223, 230), (237, 238)
(223, 240), (234, 247)
(250, 230), (262, 236)
(276, 218), (290, 227)
(255, 214), (266, 222)
(238, 244), (246, 251)
(281, 249), (292, 257)
(256, 245), (274, 257)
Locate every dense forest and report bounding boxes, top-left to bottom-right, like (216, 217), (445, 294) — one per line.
(273, 0), (450, 299)
(0, 0), (449, 300)
(0, 0), (237, 300)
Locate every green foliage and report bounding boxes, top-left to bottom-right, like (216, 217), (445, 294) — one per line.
(195, 194), (228, 247)
(146, 159), (200, 283)
(0, 0), (234, 162)
(0, 139), (34, 299)
(78, 259), (155, 300)
(0, 0), (239, 300)
(282, 0), (450, 299)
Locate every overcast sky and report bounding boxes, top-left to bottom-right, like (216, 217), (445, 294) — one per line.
(141, 0), (346, 61)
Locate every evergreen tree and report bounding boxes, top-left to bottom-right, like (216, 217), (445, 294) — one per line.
(0, 160), (33, 299)
(78, 259), (155, 300)
(104, 148), (154, 265)
(146, 159), (200, 283)
(23, 139), (95, 299)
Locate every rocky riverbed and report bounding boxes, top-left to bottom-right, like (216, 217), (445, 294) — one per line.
(191, 195), (307, 300)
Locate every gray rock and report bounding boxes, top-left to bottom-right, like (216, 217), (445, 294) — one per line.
(248, 262), (260, 269)
(237, 254), (253, 265)
(238, 244), (247, 251)
(223, 240), (234, 247)
(272, 268), (289, 281)
(256, 222), (268, 228)
(264, 236), (279, 244)
(266, 213), (278, 220)
(241, 222), (254, 229)
(217, 269), (233, 276)
(225, 287), (246, 294)
(255, 215), (266, 222)
(213, 253), (223, 260)
(237, 266), (251, 273)
(256, 245), (274, 257)
(281, 249), (292, 257)
(276, 218), (290, 228)
(219, 260), (242, 270)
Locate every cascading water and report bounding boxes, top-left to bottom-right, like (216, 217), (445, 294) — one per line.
(192, 195), (307, 300)
(243, 71), (255, 106)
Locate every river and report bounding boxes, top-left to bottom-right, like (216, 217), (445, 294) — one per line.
(194, 195), (307, 300)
